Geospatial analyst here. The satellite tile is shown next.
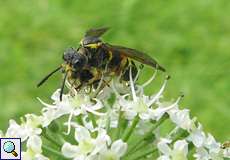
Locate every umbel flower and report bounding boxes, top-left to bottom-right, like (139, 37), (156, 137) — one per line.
(0, 68), (229, 160)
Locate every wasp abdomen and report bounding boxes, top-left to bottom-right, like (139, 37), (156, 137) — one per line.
(121, 61), (138, 81)
(109, 52), (122, 67)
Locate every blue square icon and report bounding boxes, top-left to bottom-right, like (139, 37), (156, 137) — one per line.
(0, 138), (21, 160)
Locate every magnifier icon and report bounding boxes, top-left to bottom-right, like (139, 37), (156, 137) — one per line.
(3, 141), (18, 157)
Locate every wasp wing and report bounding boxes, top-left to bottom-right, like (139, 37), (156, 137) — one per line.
(85, 27), (110, 37)
(103, 43), (166, 72)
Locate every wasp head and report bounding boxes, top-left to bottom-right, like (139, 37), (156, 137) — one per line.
(62, 47), (88, 71)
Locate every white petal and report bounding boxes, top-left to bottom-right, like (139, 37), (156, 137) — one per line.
(152, 96), (182, 121)
(169, 109), (193, 130)
(142, 70), (157, 88)
(96, 129), (111, 145)
(75, 126), (91, 142)
(87, 154), (99, 160)
(61, 142), (80, 158)
(73, 155), (87, 160)
(173, 140), (188, 155)
(193, 147), (210, 160)
(157, 155), (170, 160)
(34, 154), (50, 160)
(51, 89), (62, 102)
(147, 78), (168, 107)
(139, 112), (150, 120)
(22, 151), (32, 160)
(37, 98), (57, 109)
(204, 133), (221, 153)
(223, 149), (230, 158)
(25, 114), (42, 128)
(27, 135), (42, 154)
(93, 129), (111, 154)
(6, 120), (28, 141)
(124, 109), (137, 120)
(119, 95), (132, 110)
(84, 106), (106, 116)
(111, 140), (128, 157)
(64, 110), (74, 135)
(41, 108), (57, 127)
(189, 129), (206, 148)
(129, 66), (137, 101)
(157, 138), (172, 155)
(91, 98), (104, 110)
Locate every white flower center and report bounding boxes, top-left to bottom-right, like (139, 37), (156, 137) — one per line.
(100, 150), (119, 160)
(133, 98), (148, 113)
(171, 150), (188, 160)
(71, 94), (90, 108)
(79, 139), (94, 154)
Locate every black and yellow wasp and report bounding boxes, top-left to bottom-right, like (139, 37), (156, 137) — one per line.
(37, 27), (166, 100)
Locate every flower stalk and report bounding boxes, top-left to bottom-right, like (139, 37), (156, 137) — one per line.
(116, 108), (123, 139)
(42, 129), (62, 148)
(126, 114), (169, 155)
(122, 114), (140, 142)
(42, 145), (67, 159)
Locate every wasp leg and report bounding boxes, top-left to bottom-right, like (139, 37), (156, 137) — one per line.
(103, 79), (111, 88)
(91, 78), (112, 98)
(121, 61), (138, 82)
(84, 85), (92, 94)
(75, 83), (83, 91)
(90, 73), (105, 98)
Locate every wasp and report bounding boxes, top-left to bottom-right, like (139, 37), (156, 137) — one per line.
(37, 27), (166, 100)
(221, 141), (230, 149)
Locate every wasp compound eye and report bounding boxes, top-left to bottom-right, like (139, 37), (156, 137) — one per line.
(72, 54), (87, 69)
(63, 48), (77, 62)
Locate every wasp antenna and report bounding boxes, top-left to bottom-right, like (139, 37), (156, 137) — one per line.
(157, 64), (166, 72)
(37, 66), (62, 87)
(59, 72), (68, 101)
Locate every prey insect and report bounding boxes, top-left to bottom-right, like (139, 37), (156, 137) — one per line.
(221, 141), (230, 149)
(37, 27), (166, 100)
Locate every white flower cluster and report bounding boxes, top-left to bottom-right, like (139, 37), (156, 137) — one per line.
(0, 69), (229, 160)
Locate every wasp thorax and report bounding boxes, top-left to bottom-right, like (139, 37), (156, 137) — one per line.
(81, 36), (102, 46)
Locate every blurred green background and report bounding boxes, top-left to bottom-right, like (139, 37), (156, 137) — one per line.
(0, 0), (229, 142)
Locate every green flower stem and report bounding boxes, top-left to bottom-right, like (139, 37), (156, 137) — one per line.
(171, 128), (189, 144)
(121, 119), (128, 134)
(122, 115), (140, 142)
(122, 145), (157, 160)
(188, 142), (195, 158)
(115, 109), (123, 139)
(128, 140), (149, 155)
(103, 101), (111, 133)
(56, 134), (66, 144)
(126, 114), (168, 155)
(48, 120), (60, 133)
(106, 114), (111, 133)
(42, 145), (67, 159)
(76, 114), (84, 126)
(42, 129), (62, 148)
(89, 112), (97, 128)
(88, 112), (97, 138)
